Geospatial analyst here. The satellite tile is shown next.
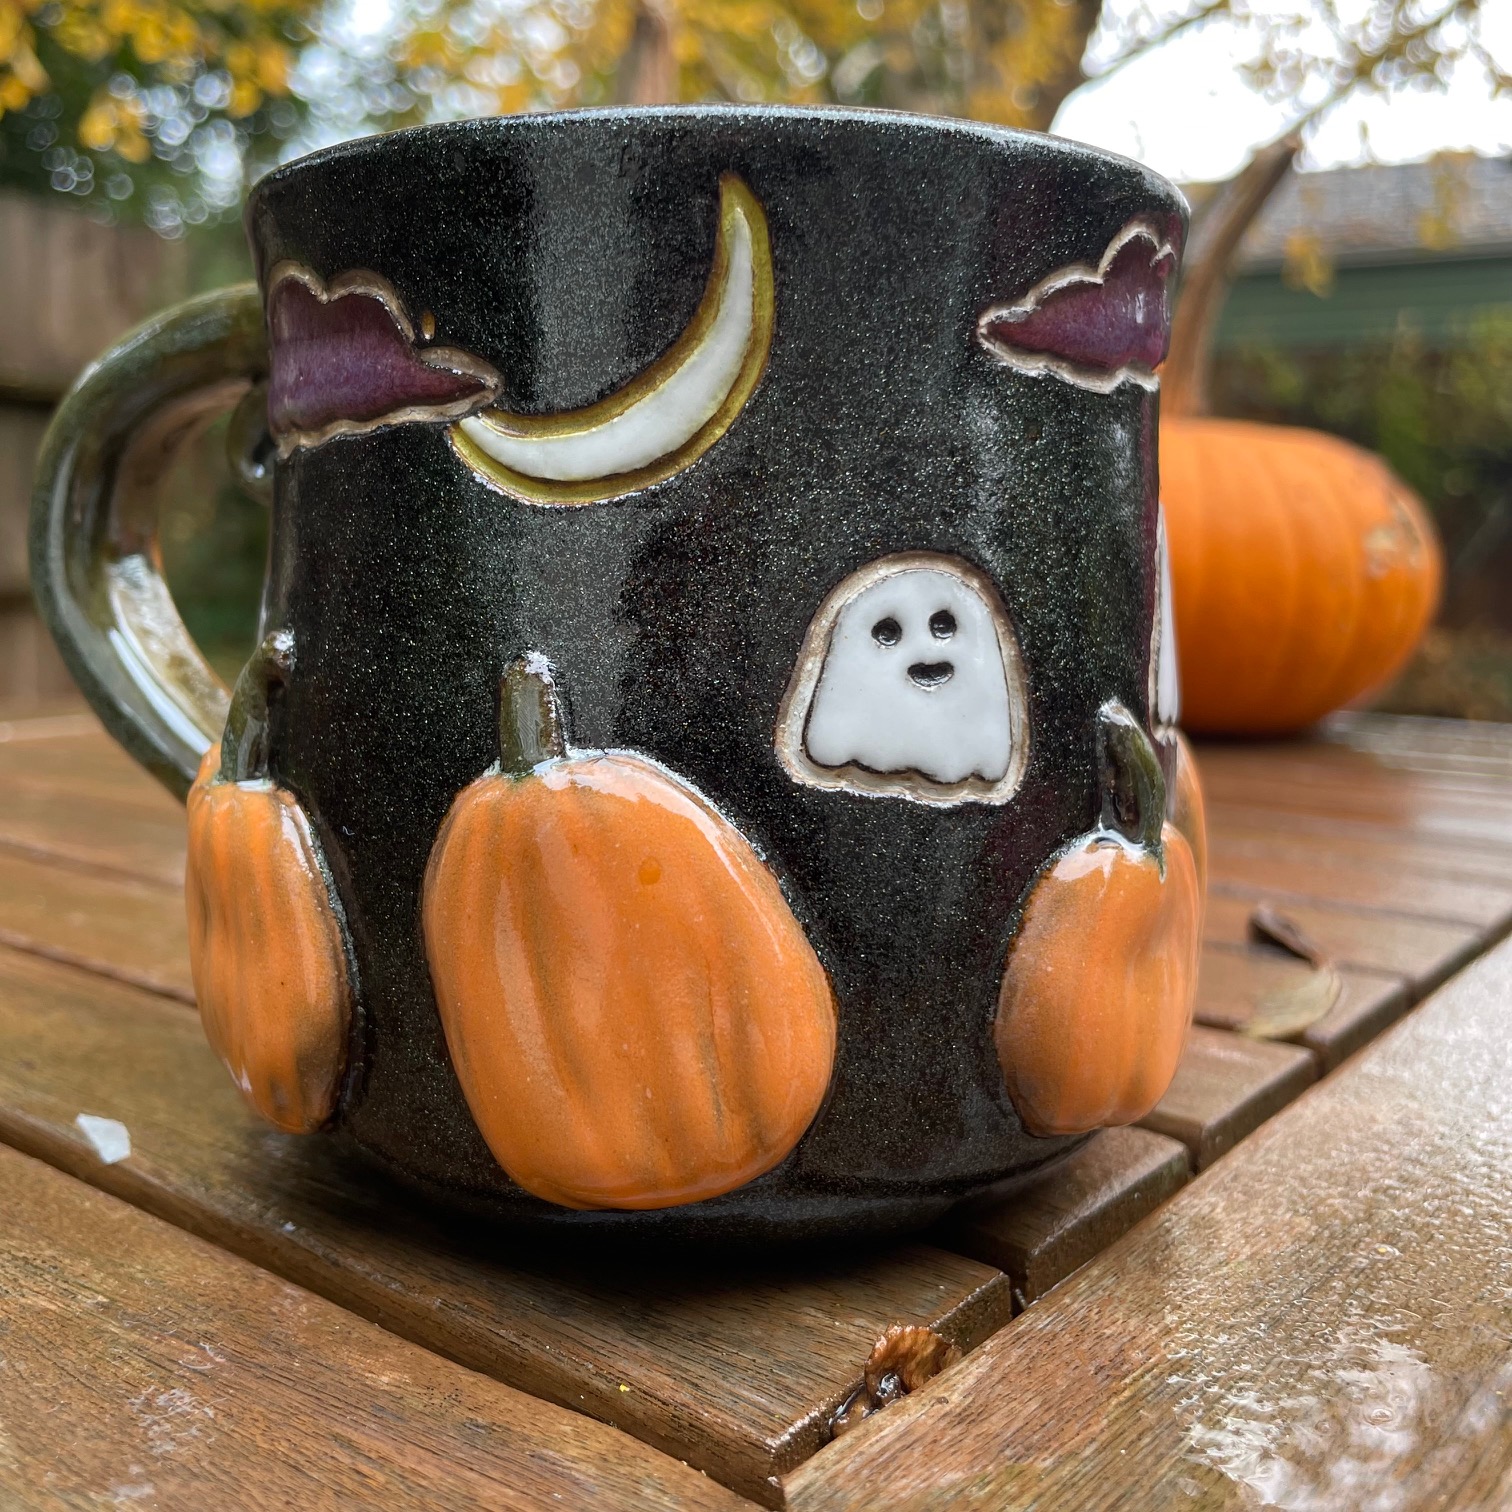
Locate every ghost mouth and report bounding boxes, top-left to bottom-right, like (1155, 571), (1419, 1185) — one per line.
(908, 661), (954, 689)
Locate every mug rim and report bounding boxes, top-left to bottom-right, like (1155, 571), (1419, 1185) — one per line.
(246, 102), (1184, 213)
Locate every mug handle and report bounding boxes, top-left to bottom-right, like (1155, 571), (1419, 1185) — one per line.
(30, 285), (269, 800)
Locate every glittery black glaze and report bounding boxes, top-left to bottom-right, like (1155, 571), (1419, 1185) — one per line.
(239, 106), (1186, 1241)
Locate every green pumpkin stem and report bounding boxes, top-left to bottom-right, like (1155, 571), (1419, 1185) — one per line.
(1096, 700), (1166, 852)
(499, 656), (567, 776)
(221, 629), (296, 783)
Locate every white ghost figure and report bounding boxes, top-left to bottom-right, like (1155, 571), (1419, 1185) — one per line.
(777, 555), (1028, 803)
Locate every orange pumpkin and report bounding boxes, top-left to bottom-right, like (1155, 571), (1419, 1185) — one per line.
(1155, 144), (1443, 737)
(422, 660), (836, 1211)
(1160, 420), (1441, 735)
(1168, 728), (1208, 898)
(995, 703), (1202, 1137)
(996, 823), (1201, 1137)
(184, 632), (351, 1134)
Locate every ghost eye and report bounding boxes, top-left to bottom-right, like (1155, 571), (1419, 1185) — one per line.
(872, 616), (902, 647)
(929, 610), (957, 640)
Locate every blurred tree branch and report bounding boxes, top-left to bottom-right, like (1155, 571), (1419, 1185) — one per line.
(0, 0), (1505, 229)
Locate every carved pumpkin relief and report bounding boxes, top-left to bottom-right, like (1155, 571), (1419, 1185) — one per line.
(208, 168), (1202, 1202)
(184, 631), (353, 1134)
(421, 659), (837, 1210)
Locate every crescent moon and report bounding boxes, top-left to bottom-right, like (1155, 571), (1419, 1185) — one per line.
(450, 174), (774, 506)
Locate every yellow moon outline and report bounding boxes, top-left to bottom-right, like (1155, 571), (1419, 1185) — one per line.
(449, 173), (774, 507)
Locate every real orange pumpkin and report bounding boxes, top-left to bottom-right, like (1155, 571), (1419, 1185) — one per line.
(422, 659), (837, 1211)
(995, 703), (1202, 1137)
(1160, 420), (1441, 735)
(1158, 141), (1442, 736)
(1169, 727), (1208, 898)
(184, 631), (352, 1134)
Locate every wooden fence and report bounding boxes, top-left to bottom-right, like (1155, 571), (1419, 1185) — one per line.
(0, 191), (188, 708)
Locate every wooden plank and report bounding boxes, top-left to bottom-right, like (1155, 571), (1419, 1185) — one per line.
(0, 405), (48, 594)
(1200, 889), (1481, 984)
(0, 946), (1013, 1507)
(1196, 945), (1413, 1072)
(0, 846), (192, 1002)
(0, 1143), (750, 1512)
(935, 1128), (1189, 1308)
(0, 603), (77, 708)
(0, 719), (173, 800)
(0, 781), (185, 885)
(1137, 1026), (1315, 1169)
(1195, 762), (1512, 852)
(1205, 841), (1512, 929)
(783, 934), (1512, 1512)
(0, 187), (187, 395)
(1200, 788), (1512, 862)
(1322, 711), (1512, 782)
(1198, 738), (1512, 805)
(1208, 809), (1512, 885)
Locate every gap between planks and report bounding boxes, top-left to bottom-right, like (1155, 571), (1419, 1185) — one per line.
(783, 930), (1512, 1512)
(0, 944), (1013, 1508)
(0, 1142), (755, 1512)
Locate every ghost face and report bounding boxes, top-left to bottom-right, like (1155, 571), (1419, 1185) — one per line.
(776, 554), (1029, 805)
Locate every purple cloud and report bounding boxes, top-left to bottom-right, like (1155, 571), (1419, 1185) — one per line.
(267, 264), (500, 452)
(977, 223), (1179, 394)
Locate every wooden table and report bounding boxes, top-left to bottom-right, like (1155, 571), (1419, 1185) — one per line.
(2, 709), (1510, 1509)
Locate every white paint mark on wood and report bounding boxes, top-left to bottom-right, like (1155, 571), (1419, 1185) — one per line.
(75, 1113), (131, 1164)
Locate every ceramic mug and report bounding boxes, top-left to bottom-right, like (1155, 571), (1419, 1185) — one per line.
(32, 106), (1204, 1242)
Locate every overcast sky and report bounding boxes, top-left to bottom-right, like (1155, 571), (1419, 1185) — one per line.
(1054, 0), (1512, 182)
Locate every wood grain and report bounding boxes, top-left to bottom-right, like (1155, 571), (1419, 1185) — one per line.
(1198, 735), (1512, 802)
(0, 720), (178, 801)
(1322, 711), (1512, 783)
(0, 405), (47, 595)
(1205, 840), (1512, 929)
(1196, 946), (1412, 1072)
(1208, 809), (1512, 885)
(1137, 1025), (1316, 1168)
(0, 845), (192, 1001)
(1199, 890), (1480, 984)
(0, 946), (1013, 1507)
(1195, 759), (1512, 852)
(0, 1143), (751, 1512)
(0, 781), (186, 885)
(785, 932), (1512, 1512)
(936, 1127), (1189, 1307)
(0, 186), (187, 395)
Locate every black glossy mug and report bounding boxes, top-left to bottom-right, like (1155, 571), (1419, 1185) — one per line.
(32, 106), (1201, 1242)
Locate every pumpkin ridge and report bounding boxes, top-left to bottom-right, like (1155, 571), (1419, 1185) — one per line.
(704, 804), (834, 1149)
(1258, 432), (1308, 720)
(594, 808), (690, 1200)
(566, 780), (673, 1184)
(505, 785), (616, 1187)
(1162, 419), (1441, 734)
(659, 807), (756, 1182)
(996, 823), (1198, 1135)
(421, 667), (837, 1211)
(203, 788), (241, 1078)
(1308, 440), (1372, 724)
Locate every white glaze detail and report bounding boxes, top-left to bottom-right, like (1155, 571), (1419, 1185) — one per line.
(976, 219), (1177, 394)
(1152, 507), (1181, 727)
(456, 209), (755, 483)
(775, 554), (1030, 806)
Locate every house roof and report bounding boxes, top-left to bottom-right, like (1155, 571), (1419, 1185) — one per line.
(1190, 153), (1512, 269)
